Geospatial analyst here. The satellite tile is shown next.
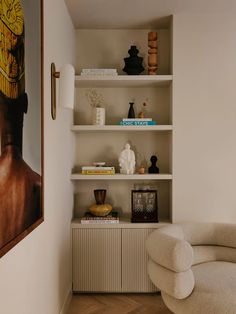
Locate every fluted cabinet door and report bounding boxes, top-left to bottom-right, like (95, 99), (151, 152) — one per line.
(72, 228), (121, 292)
(122, 228), (158, 292)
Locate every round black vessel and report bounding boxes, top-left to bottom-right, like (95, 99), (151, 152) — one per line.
(123, 46), (144, 75)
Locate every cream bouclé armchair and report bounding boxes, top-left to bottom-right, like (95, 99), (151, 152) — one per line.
(146, 223), (236, 314)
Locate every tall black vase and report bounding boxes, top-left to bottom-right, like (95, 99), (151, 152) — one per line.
(128, 102), (135, 118)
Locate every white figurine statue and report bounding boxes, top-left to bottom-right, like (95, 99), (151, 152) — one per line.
(119, 143), (135, 174)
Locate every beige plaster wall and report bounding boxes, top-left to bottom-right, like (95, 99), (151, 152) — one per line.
(172, 14), (236, 222)
(0, 1), (75, 314)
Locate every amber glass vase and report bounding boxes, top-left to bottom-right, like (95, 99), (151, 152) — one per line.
(94, 189), (106, 205)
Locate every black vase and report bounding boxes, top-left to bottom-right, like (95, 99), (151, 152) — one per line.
(128, 102), (135, 118)
(123, 46), (144, 75)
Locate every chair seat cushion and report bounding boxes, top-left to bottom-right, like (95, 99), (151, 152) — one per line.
(162, 261), (236, 314)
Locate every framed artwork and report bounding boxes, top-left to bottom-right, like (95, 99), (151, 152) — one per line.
(131, 190), (158, 223)
(0, 0), (44, 257)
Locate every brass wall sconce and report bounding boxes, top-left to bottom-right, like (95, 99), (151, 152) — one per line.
(51, 63), (75, 120)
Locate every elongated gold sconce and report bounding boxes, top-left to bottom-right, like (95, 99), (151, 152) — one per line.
(51, 63), (75, 120)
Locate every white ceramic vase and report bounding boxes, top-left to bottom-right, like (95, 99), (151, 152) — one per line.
(92, 107), (105, 125)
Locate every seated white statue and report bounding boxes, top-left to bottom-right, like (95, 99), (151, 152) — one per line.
(119, 143), (135, 174)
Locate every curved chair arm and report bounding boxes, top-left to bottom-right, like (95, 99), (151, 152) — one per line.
(146, 226), (193, 272)
(148, 259), (195, 299)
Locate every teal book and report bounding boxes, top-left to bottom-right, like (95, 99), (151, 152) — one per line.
(119, 120), (157, 126)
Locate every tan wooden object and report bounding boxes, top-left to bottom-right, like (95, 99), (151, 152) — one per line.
(148, 31), (158, 75)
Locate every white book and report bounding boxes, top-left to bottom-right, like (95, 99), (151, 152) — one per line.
(82, 68), (117, 72)
(81, 166), (115, 170)
(81, 69), (118, 75)
(122, 118), (152, 121)
(80, 72), (118, 76)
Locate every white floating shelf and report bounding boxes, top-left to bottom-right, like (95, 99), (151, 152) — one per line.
(71, 125), (173, 132)
(71, 173), (172, 181)
(75, 75), (173, 87)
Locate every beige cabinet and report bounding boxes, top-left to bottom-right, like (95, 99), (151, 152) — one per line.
(122, 228), (157, 292)
(72, 225), (160, 292)
(72, 228), (121, 292)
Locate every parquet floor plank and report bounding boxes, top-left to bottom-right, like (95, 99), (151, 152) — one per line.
(67, 293), (172, 314)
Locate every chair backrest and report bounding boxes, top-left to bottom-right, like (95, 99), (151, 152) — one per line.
(180, 223), (236, 264)
(192, 245), (236, 265)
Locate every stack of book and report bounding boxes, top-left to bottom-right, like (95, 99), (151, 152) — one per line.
(81, 69), (118, 76)
(81, 212), (119, 224)
(119, 118), (157, 126)
(81, 166), (115, 175)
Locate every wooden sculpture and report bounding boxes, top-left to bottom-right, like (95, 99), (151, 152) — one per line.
(148, 32), (158, 75)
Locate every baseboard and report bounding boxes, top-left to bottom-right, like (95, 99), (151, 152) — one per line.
(59, 287), (72, 314)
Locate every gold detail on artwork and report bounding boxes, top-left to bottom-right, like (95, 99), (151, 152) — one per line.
(1, 0), (24, 35)
(0, 0), (24, 98)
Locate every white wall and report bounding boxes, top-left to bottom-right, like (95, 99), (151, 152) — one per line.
(0, 1), (75, 314)
(172, 14), (236, 222)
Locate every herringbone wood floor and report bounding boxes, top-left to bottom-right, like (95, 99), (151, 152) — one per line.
(67, 293), (172, 314)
